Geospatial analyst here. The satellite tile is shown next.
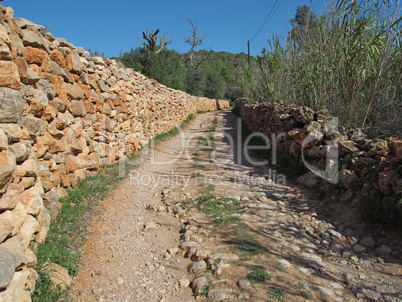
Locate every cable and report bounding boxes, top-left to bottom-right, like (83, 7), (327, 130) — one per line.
(250, 0), (283, 42)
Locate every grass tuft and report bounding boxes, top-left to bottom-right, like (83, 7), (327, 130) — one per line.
(247, 266), (272, 284)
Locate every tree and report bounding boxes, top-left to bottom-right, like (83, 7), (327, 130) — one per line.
(184, 18), (211, 69)
(288, 5), (318, 47)
(142, 28), (171, 54)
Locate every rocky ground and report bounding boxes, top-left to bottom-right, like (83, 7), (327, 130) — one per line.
(69, 110), (402, 302)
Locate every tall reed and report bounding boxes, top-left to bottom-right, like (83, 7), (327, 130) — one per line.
(247, 0), (402, 136)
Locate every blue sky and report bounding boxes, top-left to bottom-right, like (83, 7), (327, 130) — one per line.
(6, 0), (327, 57)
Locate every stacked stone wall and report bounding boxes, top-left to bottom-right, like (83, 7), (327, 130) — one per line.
(235, 99), (401, 230)
(0, 5), (229, 300)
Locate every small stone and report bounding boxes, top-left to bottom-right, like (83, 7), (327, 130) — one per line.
(301, 253), (321, 263)
(143, 222), (157, 230)
(187, 261), (207, 274)
(213, 262), (230, 275)
(167, 247), (179, 255)
(207, 253), (240, 264)
(330, 242), (346, 253)
(327, 229), (342, 239)
(342, 250), (356, 258)
(298, 267), (315, 275)
(318, 286), (335, 296)
(359, 236), (375, 247)
(207, 288), (233, 301)
(191, 276), (207, 293)
(43, 262), (72, 290)
(186, 248), (197, 258)
(178, 278), (190, 288)
(238, 293), (250, 299)
(352, 244), (367, 253)
(117, 277), (124, 284)
(173, 206), (185, 215)
(191, 249), (209, 261)
(237, 280), (252, 289)
(180, 241), (197, 250)
(376, 244), (392, 255)
(277, 259), (291, 268)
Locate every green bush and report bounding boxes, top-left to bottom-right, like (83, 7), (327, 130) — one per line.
(120, 48), (186, 91)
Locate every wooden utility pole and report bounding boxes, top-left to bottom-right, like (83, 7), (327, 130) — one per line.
(247, 40), (250, 65)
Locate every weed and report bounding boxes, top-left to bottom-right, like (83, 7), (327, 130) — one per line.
(200, 183), (215, 192)
(275, 262), (287, 272)
(298, 283), (311, 300)
(193, 158), (206, 169)
(247, 266), (272, 284)
(194, 284), (211, 297)
(300, 290), (311, 300)
(267, 286), (286, 301)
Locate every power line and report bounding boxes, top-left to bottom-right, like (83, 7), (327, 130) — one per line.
(250, 0), (283, 42)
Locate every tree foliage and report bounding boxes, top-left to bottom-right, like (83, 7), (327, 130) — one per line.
(119, 46), (248, 100)
(120, 47), (186, 91)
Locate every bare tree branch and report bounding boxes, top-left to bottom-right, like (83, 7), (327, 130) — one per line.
(184, 18), (211, 69)
(142, 28), (171, 53)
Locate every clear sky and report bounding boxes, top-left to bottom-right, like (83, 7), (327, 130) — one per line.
(5, 0), (327, 57)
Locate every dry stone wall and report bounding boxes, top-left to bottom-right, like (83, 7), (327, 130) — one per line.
(235, 99), (402, 228)
(0, 5), (229, 300)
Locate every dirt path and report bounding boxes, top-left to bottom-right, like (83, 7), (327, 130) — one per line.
(70, 111), (402, 302)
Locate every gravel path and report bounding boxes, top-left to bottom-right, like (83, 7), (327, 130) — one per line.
(70, 111), (402, 302)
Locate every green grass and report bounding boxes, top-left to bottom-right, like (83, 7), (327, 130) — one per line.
(200, 183), (215, 192)
(194, 193), (242, 226)
(267, 286), (287, 301)
(247, 266), (272, 284)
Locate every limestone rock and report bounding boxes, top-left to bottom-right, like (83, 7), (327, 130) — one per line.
(207, 252), (240, 264)
(18, 185), (43, 216)
(0, 164), (15, 192)
(8, 142), (29, 163)
(0, 61), (21, 89)
(187, 261), (207, 274)
(237, 280), (252, 289)
(43, 262), (72, 290)
(0, 124), (23, 142)
(21, 29), (49, 51)
(0, 247), (16, 289)
(0, 88), (24, 123)
(0, 270), (32, 302)
(20, 115), (47, 136)
(207, 288), (233, 301)
(69, 100), (86, 117)
(191, 276), (207, 293)
(63, 82), (84, 100)
(0, 235), (27, 269)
